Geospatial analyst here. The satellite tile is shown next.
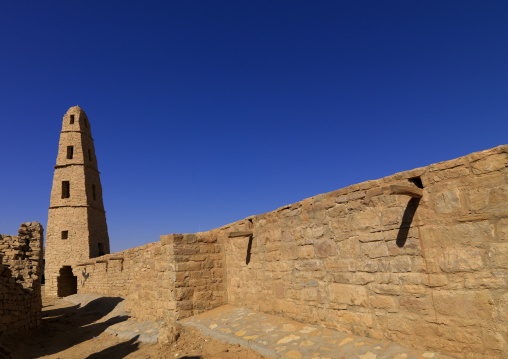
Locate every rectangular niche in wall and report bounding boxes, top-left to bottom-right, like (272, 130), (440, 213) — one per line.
(67, 146), (74, 159)
(62, 181), (70, 199)
(61, 231), (68, 240)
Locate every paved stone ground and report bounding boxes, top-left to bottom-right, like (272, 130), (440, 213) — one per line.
(180, 305), (456, 359)
(64, 293), (162, 344)
(62, 295), (456, 358)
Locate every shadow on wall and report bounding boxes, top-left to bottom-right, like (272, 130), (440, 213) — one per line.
(6, 297), (129, 359)
(246, 235), (253, 265)
(396, 197), (420, 248)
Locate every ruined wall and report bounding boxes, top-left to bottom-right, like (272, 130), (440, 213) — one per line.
(75, 145), (507, 359)
(76, 232), (226, 322)
(0, 223), (44, 336)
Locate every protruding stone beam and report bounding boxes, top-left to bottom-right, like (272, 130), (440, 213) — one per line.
(229, 231), (253, 238)
(384, 185), (423, 198)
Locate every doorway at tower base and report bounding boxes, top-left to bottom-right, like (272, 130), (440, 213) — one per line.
(57, 266), (77, 297)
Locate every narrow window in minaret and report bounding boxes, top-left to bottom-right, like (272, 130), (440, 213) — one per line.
(92, 184), (96, 201)
(62, 181), (70, 199)
(67, 146), (74, 159)
(70, 115), (75, 124)
(98, 243), (105, 256)
(84, 118), (89, 128)
(88, 149), (92, 161)
(61, 231), (68, 240)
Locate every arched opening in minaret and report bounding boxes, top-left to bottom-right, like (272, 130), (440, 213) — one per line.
(57, 266), (77, 297)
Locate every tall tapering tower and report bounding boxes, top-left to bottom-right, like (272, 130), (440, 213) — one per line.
(45, 106), (110, 297)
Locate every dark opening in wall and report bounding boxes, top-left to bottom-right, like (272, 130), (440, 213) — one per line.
(92, 184), (96, 201)
(66, 146), (74, 159)
(57, 266), (77, 297)
(61, 231), (68, 240)
(409, 176), (424, 189)
(61, 181), (70, 199)
(88, 149), (92, 161)
(70, 115), (75, 124)
(98, 243), (105, 256)
(84, 118), (89, 128)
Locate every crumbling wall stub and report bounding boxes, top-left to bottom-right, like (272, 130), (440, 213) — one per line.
(76, 232), (227, 323)
(0, 222), (44, 336)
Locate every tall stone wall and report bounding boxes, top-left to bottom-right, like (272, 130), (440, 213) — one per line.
(0, 223), (44, 336)
(223, 144), (508, 359)
(75, 145), (508, 359)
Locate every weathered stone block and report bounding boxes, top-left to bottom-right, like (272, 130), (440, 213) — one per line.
(329, 284), (368, 307)
(348, 209), (381, 231)
(313, 239), (337, 258)
(435, 188), (462, 213)
(470, 153), (507, 174)
(294, 259), (324, 272)
(336, 237), (360, 258)
(433, 290), (494, 320)
(356, 259), (378, 273)
(439, 247), (484, 272)
(280, 242), (298, 260)
(369, 295), (397, 309)
(371, 284), (400, 296)
(399, 296), (432, 314)
(389, 257), (412, 273)
(488, 243), (508, 269)
(361, 241), (389, 259)
(298, 245), (314, 258)
(496, 218), (508, 240)
(421, 221), (494, 246)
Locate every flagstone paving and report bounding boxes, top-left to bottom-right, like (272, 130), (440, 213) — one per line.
(180, 305), (456, 359)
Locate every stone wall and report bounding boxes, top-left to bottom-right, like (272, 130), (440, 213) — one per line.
(0, 223), (44, 336)
(76, 232), (226, 322)
(75, 145), (508, 359)
(222, 144), (508, 359)
(45, 106), (109, 297)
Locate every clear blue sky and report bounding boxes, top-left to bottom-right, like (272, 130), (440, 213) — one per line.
(1, 1), (507, 252)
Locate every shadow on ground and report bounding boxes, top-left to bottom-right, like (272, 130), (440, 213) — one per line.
(4, 296), (136, 359)
(85, 335), (140, 359)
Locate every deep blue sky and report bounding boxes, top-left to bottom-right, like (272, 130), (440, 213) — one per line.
(1, 1), (507, 252)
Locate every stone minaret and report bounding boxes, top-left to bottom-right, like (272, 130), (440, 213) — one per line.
(45, 106), (110, 297)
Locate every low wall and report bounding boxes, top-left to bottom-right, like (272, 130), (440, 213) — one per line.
(76, 145), (508, 359)
(76, 232), (226, 322)
(0, 223), (44, 336)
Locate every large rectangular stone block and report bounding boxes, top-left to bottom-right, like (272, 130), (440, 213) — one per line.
(329, 284), (368, 307)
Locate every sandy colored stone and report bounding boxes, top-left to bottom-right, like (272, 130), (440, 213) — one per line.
(435, 188), (462, 213)
(23, 125), (508, 359)
(329, 284), (368, 307)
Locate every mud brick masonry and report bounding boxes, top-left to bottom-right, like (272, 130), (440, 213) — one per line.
(0, 223), (44, 336)
(6, 106), (508, 358)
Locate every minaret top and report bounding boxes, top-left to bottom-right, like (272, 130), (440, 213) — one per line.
(61, 106), (92, 136)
